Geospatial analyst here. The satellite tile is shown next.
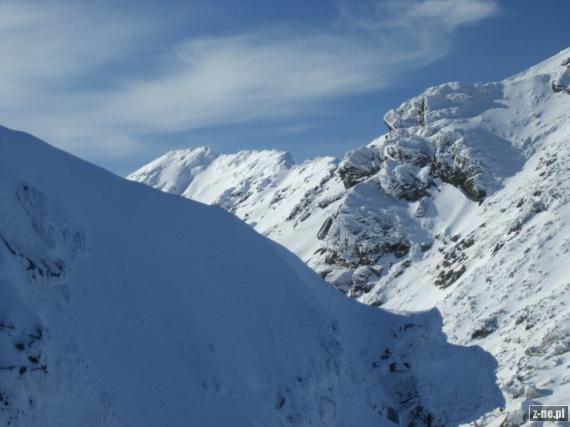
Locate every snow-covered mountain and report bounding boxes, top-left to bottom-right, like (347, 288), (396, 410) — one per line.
(130, 48), (570, 426)
(0, 125), (503, 426)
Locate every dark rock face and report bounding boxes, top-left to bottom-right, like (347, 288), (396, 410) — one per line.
(437, 165), (486, 201)
(433, 235), (474, 289)
(385, 406), (399, 424)
(432, 135), (487, 202)
(317, 216), (334, 240)
(400, 405), (444, 427)
(471, 317), (499, 340)
(434, 265), (466, 289)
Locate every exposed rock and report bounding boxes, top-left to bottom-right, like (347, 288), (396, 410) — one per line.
(400, 404), (443, 427)
(384, 96), (427, 130)
(338, 146), (383, 189)
(317, 216), (334, 240)
(385, 406), (399, 424)
(471, 316), (499, 340)
(434, 265), (466, 289)
(552, 58), (570, 93)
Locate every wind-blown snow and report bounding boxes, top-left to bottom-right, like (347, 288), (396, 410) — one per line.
(131, 47), (570, 426)
(0, 126), (502, 426)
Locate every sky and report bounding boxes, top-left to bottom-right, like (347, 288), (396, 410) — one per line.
(0, 0), (569, 176)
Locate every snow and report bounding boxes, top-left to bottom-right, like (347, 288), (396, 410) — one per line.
(128, 146), (217, 194)
(132, 47), (570, 426)
(369, 48), (570, 426)
(0, 125), (502, 425)
(130, 148), (343, 262)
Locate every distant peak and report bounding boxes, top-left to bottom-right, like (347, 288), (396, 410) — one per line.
(163, 145), (215, 158)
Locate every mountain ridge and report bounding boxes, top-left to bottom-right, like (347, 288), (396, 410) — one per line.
(0, 124), (503, 426)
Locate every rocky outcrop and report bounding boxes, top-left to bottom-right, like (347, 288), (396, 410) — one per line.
(305, 80), (509, 294)
(552, 57), (570, 93)
(316, 216), (334, 240)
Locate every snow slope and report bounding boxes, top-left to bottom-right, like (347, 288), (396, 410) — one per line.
(0, 125), (502, 426)
(131, 47), (570, 426)
(129, 147), (342, 260)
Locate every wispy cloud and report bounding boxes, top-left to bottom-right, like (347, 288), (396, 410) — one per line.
(0, 2), (146, 101)
(336, 0), (499, 31)
(0, 0), (498, 163)
(103, 31), (441, 133)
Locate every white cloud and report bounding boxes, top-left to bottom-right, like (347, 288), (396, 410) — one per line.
(408, 0), (499, 29)
(0, 0), (498, 163)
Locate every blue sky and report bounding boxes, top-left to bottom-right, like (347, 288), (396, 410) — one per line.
(1, 0), (568, 175)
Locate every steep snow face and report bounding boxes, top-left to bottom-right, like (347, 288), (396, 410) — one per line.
(0, 125), (502, 426)
(132, 48), (570, 425)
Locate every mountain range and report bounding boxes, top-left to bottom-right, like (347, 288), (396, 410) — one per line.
(0, 122), (505, 426)
(130, 48), (570, 426)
